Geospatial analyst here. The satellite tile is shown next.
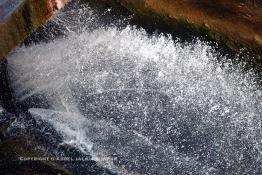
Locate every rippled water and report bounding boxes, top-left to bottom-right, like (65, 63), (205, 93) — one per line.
(7, 1), (262, 174)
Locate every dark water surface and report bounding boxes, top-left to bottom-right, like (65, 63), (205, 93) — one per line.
(5, 0), (262, 174)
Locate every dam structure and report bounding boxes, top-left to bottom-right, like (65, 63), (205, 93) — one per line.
(0, 0), (262, 174)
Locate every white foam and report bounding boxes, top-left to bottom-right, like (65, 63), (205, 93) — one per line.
(7, 2), (262, 174)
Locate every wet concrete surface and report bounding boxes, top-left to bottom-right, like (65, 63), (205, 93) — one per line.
(0, 0), (23, 22)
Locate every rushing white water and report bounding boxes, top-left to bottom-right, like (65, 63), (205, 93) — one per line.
(7, 2), (262, 175)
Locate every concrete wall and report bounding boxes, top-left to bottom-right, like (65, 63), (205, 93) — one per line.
(1, 0), (262, 60)
(114, 0), (262, 59)
(0, 0), (69, 58)
(0, 58), (16, 113)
